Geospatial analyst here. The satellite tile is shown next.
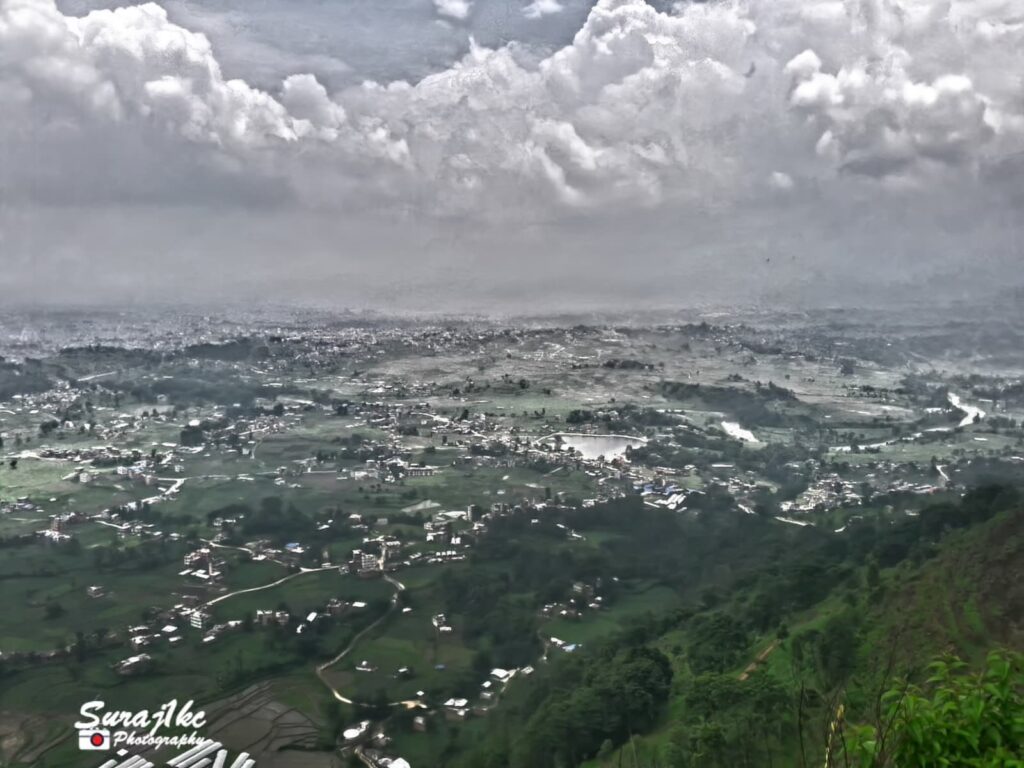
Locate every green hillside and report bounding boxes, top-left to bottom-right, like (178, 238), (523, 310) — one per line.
(448, 486), (1024, 768)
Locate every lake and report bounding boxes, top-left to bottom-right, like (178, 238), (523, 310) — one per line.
(541, 433), (647, 460)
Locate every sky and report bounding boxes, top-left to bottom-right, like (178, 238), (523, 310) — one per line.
(1, 0), (1022, 312)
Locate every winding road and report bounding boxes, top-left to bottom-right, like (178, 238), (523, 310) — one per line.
(198, 550), (411, 707)
(203, 564), (337, 608)
(315, 574), (410, 707)
(197, 534), (415, 709)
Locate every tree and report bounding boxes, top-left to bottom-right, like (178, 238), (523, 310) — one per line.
(843, 650), (1024, 767)
(688, 612), (749, 674)
(865, 559), (881, 591)
(817, 611), (859, 689)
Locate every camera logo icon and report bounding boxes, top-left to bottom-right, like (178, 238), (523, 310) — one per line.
(79, 730), (111, 750)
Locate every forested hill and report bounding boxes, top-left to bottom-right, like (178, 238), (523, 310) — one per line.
(449, 486), (1024, 768)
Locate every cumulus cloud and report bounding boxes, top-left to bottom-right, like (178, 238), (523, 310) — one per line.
(785, 50), (995, 178)
(0, 1), (311, 147)
(1, 0), (1023, 308)
(5, 0), (1024, 213)
(523, 0), (564, 20)
(433, 0), (473, 21)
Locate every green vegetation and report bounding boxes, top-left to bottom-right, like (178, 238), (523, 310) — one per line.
(447, 488), (1024, 768)
(844, 650), (1023, 767)
(3, 318), (1024, 768)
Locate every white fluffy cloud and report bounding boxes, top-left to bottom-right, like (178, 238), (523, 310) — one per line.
(2, 0), (1024, 242)
(523, 0), (565, 20)
(785, 50), (994, 178)
(1, 1), (306, 146)
(433, 0), (473, 21)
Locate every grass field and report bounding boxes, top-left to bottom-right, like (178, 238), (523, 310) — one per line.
(541, 580), (681, 647)
(0, 554), (191, 651)
(210, 570), (392, 622)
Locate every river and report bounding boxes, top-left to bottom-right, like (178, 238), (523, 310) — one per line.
(831, 392), (985, 453)
(947, 392), (986, 427)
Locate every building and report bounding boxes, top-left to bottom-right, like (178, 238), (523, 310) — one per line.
(326, 598), (350, 616)
(490, 668), (514, 683)
(443, 699), (469, 721)
(116, 654), (152, 676)
(352, 549), (379, 573)
(405, 466), (436, 478)
(342, 720), (371, 744)
(255, 609), (290, 627)
(572, 581), (596, 599)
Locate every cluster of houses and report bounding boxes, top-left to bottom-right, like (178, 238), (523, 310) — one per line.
(339, 664), (533, 768)
(540, 580), (605, 623)
(780, 474), (867, 515)
(363, 457), (441, 482)
(120, 616), (191, 665)
(431, 613), (453, 635)
(340, 718), (411, 768)
(181, 547), (226, 582)
(346, 534), (404, 575)
(298, 598), (367, 635)
(781, 464), (946, 518)
(38, 511), (82, 543)
(442, 666), (528, 721)
(0, 386), (171, 447)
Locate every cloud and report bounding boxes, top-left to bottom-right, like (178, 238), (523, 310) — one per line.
(2, 0), (1023, 308)
(0, 1), (302, 147)
(769, 171), (795, 190)
(523, 0), (564, 20)
(785, 50), (995, 178)
(7, 0), (1024, 214)
(433, 0), (472, 21)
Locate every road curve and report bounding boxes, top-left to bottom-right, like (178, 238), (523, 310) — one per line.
(315, 574), (408, 706)
(204, 564), (336, 608)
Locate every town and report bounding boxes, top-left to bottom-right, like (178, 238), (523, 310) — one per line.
(1, 307), (1023, 767)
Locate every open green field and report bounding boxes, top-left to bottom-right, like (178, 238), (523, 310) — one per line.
(210, 570), (392, 622)
(0, 549), (191, 651)
(828, 426), (1021, 464)
(541, 581), (681, 647)
(0, 458), (82, 502)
